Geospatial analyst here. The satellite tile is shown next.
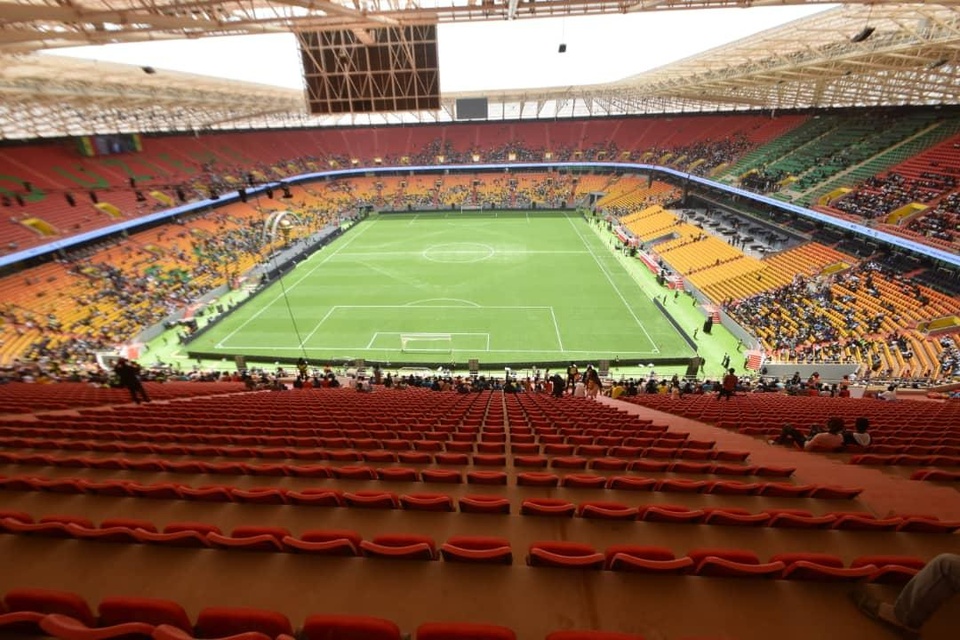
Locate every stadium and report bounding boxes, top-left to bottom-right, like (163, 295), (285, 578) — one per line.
(0, 1), (959, 640)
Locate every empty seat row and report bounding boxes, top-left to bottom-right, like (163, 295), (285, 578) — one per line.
(910, 469), (960, 482)
(0, 449), (766, 476)
(0, 514), (933, 584)
(850, 453), (960, 467)
(0, 439), (746, 462)
(0, 471), (864, 502)
(530, 542), (927, 583)
(1, 587), (653, 640)
(562, 501), (959, 532)
(0, 426), (700, 449)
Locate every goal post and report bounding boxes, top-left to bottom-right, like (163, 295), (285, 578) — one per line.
(400, 333), (454, 353)
(460, 203), (484, 214)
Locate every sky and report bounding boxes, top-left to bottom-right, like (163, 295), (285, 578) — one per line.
(48, 5), (835, 93)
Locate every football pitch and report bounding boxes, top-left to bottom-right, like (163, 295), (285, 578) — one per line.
(189, 211), (696, 366)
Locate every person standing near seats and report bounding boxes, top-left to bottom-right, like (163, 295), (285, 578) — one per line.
(717, 368), (738, 401)
(114, 357), (150, 404)
(550, 372), (566, 398)
(851, 553), (959, 639)
(584, 365), (602, 399)
(565, 362), (579, 395)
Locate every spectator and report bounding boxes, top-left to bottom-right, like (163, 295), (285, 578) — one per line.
(770, 416), (845, 451)
(843, 416), (871, 447)
(851, 553), (960, 639)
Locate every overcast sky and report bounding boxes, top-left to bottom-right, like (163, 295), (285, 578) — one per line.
(49, 6), (834, 93)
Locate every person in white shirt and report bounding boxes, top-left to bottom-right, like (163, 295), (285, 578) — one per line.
(844, 416), (871, 447)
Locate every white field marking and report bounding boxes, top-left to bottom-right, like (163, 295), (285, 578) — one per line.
(366, 331), (492, 351)
(297, 304), (556, 351)
(297, 305), (341, 347)
(403, 298), (481, 307)
(214, 220), (378, 348)
(565, 215), (660, 354)
(355, 259), (415, 286)
(339, 250), (587, 258)
(421, 243), (495, 264)
(408, 214), (419, 225)
(221, 345), (660, 355)
(548, 306), (565, 351)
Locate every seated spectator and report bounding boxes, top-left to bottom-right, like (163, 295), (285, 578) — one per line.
(770, 416), (846, 451)
(843, 416), (871, 447)
(878, 384), (899, 401)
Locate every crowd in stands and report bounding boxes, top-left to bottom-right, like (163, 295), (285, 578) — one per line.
(907, 192), (958, 243)
(725, 261), (956, 379)
(739, 169), (785, 193)
(2, 197), (340, 366)
(939, 337), (959, 377)
(832, 172), (950, 219)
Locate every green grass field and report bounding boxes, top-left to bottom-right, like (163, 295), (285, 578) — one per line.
(188, 211), (696, 365)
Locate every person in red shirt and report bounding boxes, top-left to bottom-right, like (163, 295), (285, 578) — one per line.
(717, 368), (738, 401)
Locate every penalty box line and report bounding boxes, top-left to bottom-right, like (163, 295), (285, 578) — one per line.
(368, 332), (492, 351)
(300, 304), (563, 351)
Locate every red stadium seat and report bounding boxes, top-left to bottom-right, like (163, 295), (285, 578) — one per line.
(331, 465), (377, 480)
(421, 469), (463, 484)
(576, 502), (639, 521)
(604, 476), (656, 491)
(638, 505), (704, 524)
(360, 534), (437, 560)
(3, 588), (96, 631)
(589, 458), (629, 471)
(807, 485), (862, 500)
(763, 509), (836, 529)
(561, 474), (607, 489)
(283, 530), (362, 556)
(772, 553), (877, 582)
(604, 545), (694, 574)
(301, 614), (401, 640)
(195, 607), (294, 639)
(466, 471), (508, 486)
(440, 536), (513, 565)
(520, 498), (576, 517)
(98, 597), (193, 631)
(376, 467), (419, 482)
(399, 493), (455, 512)
(701, 508), (770, 527)
(896, 515), (960, 534)
(514, 456), (548, 468)
(39, 613), (155, 640)
(230, 488), (288, 505)
(527, 541), (604, 570)
(828, 513), (903, 532)
(851, 555), (926, 584)
(208, 526), (289, 552)
(756, 483), (814, 497)
(286, 489), (343, 507)
(342, 491), (400, 509)
(416, 622), (516, 640)
(458, 495), (510, 514)
(516, 472), (560, 487)
(688, 548), (784, 578)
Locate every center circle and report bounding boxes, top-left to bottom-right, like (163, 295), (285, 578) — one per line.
(422, 243), (495, 264)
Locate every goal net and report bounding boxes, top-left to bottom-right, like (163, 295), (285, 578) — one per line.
(400, 333), (454, 353)
(460, 203), (484, 214)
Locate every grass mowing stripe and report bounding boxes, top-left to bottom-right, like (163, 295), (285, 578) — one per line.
(564, 215), (659, 353)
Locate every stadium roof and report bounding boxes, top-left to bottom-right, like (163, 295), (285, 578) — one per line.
(1, 1), (959, 138)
